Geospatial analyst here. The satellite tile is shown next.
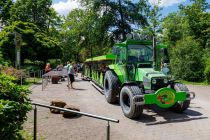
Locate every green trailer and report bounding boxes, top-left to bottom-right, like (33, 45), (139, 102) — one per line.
(84, 39), (195, 119)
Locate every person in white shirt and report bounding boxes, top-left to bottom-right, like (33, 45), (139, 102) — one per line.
(66, 62), (75, 88)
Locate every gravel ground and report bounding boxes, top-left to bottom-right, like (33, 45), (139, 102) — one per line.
(24, 75), (210, 140)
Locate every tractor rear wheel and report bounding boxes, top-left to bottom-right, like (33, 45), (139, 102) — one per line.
(120, 86), (143, 119)
(104, 70), (119, 103)
(170, 83), (190, 113)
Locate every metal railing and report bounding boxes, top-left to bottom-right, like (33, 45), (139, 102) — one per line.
(32, 102), (119, 140)
(41, 75), (49, 90)
(19, 69), (45, 86)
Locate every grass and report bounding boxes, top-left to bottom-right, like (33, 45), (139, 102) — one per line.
(21, 77), (42, 88)
(19, 130), (33, 140)
(176, 80), (209, 85)
(19, 130), (45, 140)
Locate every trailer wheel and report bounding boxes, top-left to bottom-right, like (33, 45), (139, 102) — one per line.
(104, 70), (119, 103)
(170, 83), (190, 113)
(120, 86), (143, 119)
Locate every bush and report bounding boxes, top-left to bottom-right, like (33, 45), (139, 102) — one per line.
(170, 36), (204, 81)
(0, 73), (31, 139)
(204, 59), (210, 83)
(23, 59), (44, 71)
(203, 48), (210, 83)
(47, 59), (61, 69)
(1, 67), (27, 84)
(0, 51), (10, 67)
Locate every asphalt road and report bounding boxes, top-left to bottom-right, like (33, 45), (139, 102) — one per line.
(24, 75), (210, 140)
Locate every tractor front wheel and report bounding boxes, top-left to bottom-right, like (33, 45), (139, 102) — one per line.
(169, 83), (190, 113)
(120, 86), (143, 119)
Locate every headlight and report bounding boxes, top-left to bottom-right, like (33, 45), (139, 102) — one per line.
(164, 79), (168, 84)
(152, 79), (156, 84)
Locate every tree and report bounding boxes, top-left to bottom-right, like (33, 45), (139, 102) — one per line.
(61, 0), (149, 62)
(179, 0), (210, 48)
(162, 0), (210, 82)
(0, 0), (13, 28)
(162, 12), (189, 46)
(0, 21), (62, 66)
(79, 0), (149, 41)
(62, 8), (113, 62)
(171, 37), (204, 81)
(10, 0), (55, 32)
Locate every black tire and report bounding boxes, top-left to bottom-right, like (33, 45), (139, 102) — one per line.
(104, 70), (119, 103)
(120, 86), (143, 119)
(170, 83), (190, 113)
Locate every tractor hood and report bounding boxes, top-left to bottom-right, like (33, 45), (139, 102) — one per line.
(135, 68), (167, 81)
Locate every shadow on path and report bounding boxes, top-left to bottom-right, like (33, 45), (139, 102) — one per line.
(134, 105), (207, 125)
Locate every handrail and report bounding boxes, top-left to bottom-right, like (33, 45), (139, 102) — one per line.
(31, 102), (119, 140)
(32, 102), (119, 123)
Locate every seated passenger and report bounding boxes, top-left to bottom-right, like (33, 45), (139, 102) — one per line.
(56, 64), (63, 71)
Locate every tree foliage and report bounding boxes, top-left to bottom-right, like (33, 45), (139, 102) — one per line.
(0, 0), (13, 27)
(162, 12), (189, 46)
(79, 0), (148, 41)
(62, 8), (113, 62)
(162, 0), (210, 82)
(61, 0), (150, 62)
(10, 0), (54, 31)
(0, 21), (62, 65)
(179, 0), (210, 48)
(171, 37), (204, 81)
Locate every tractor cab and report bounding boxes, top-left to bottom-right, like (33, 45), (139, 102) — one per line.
(127, 44), (153, 68)
(113, 39), (170, 84)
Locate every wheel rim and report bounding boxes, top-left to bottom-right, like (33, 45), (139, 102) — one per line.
(105, 79), (109, 91)
(122, 92), (130, 110)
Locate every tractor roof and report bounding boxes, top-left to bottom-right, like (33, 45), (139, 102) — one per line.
(115, 39), (168, 48)
(115, 39), (152, 47)
(85, 54), (116, 62)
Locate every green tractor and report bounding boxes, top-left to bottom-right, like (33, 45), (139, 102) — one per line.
(84, 39), (195, 119)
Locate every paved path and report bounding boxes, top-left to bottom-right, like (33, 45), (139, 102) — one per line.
(24, 75), (210, 140)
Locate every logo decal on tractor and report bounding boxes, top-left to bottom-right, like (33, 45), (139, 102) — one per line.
(157, 89), (175, 105)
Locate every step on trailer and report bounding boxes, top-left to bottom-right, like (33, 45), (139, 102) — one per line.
(83, 39), (195, 119)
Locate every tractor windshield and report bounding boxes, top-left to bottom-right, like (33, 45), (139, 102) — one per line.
(127, 45), (153, 63)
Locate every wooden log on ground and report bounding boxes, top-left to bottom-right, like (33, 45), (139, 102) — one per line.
(50, 100), (66, 114)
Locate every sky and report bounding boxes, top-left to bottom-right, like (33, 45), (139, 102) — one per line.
(52, 0), (210, 17)
(12, 0), (210, 17)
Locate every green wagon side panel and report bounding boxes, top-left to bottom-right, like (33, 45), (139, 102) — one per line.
(99, 72), (104, 86)
(144, 88), (187, 108)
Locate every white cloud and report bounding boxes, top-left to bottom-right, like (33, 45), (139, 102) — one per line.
(149, 0), (186, 7)
(52, 0), (80, 16)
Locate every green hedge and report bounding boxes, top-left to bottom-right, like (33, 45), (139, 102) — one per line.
(0, 73), (32, 139)
(170, 37), (204, 81)
(204, 58), (210, 84)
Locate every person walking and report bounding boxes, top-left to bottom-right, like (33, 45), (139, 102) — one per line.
(66, 62), (75, 88)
